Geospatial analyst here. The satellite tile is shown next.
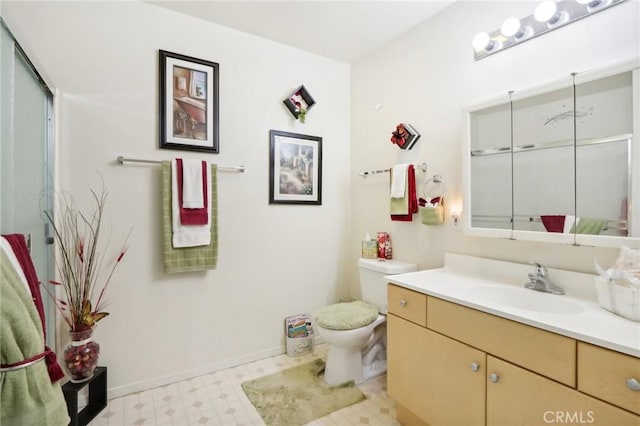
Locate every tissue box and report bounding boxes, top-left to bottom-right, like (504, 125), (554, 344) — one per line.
(594, 276), (640, 322)
(361, 240), (378, 259)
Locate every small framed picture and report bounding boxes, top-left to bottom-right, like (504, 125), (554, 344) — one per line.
(269, 130), (322, 205)
(283, 85), (316, 120)
(159, 50), (219, 153)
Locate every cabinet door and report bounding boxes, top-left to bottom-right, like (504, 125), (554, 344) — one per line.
(388, 314), (486, 426)
(487, 355), (640, 426)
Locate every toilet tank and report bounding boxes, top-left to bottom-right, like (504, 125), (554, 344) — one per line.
(358, 258), (418, 314)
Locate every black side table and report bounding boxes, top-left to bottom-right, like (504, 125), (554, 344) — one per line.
(62, 366), (107, 426)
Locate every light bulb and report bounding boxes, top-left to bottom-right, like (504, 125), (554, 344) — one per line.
(450, 206), (462, 227)
(534, 1), (558, 22)
(472, 32), (493, 51)
(501, 17), (522, 37)
(576, 0), (601, 5)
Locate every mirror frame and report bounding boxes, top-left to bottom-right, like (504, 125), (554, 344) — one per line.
(463, 58), (640, 248)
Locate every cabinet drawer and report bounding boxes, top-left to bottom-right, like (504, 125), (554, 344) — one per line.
(428, 296), (576, 387)
(578, 342), (640, 416)
(387, 284), (427, 327)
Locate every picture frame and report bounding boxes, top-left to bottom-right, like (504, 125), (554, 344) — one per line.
(401, 123), (421, 150)
(282, 85), (316, 120)
(269, 130), (322, 205)
(159, 50), (219, 153)
(390, 122), (420, 150)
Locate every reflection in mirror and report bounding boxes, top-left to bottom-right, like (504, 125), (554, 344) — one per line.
(575, 72), (633, 238)
(512, 84), (575, 233)
(469, 101), (512, 230)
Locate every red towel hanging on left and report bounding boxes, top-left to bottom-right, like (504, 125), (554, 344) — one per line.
(1, 234), (64, 382)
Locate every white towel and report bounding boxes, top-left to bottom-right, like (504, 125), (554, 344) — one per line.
(172, 160), (211, 248)
(390, 164), (409, 198)
(182, 158), (205, 209)
(563, 215), (576, 234)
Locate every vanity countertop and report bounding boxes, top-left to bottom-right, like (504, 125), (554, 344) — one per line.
(385, 256), (640, 358)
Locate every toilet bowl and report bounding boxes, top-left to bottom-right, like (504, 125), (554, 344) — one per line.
(314, 258), (417, 386)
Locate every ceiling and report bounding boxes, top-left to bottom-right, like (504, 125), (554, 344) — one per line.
(148, 1), (456, 63)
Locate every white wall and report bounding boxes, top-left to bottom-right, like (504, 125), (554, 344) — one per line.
(2, 1), (351, 396)
(350, 0), (640, 295)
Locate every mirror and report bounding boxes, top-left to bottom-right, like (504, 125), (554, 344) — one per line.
(465, 60), (639, 247)
(512, 83), (575, 235)
(469, 100), (512, 234)
(575, 71), (635, 245)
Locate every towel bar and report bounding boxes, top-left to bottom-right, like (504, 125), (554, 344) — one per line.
(117, 156), (245, 173)
(359, 162), (427, 177)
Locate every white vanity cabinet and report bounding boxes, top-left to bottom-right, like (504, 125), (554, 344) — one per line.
(387, 284), (640, 426)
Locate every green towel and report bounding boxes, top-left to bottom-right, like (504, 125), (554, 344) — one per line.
(390, 195), (409, 215)
(162, 161), (218, 273)
(1, 248), (69, 426)
(389, 170), (409, 215)
(570, 217), (607, 235)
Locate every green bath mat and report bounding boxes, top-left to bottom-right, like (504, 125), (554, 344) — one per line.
(241, 359), (366, 425)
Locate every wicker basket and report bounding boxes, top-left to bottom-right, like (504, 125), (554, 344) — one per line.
(286, 335), (315, 357)
(285, 313), (315, 357)
(594, 276), (640, 322)
(420, 205), (444, 225)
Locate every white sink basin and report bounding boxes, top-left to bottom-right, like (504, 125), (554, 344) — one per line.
(469, 286), (585, 314)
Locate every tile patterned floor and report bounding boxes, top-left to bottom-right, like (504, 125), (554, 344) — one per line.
(91, 344), (400, 426)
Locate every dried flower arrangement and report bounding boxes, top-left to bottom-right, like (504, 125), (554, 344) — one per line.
(43, 187), (130, 332)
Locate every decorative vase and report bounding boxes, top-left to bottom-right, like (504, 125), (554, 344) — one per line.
(63, 328), (100, 383)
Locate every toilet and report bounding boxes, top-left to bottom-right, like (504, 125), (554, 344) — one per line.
(314, 258), (418, 386)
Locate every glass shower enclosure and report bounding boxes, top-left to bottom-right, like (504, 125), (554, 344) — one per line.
(1, 19), (56, 347)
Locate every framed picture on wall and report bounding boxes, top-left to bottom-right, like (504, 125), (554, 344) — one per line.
(159, 50), (219, 153)
(269, 130), (322, 205)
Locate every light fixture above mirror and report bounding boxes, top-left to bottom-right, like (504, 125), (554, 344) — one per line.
(473, 0), (627, 61)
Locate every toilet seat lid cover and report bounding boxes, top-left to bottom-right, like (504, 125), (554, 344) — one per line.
(314, 301), (379, 330)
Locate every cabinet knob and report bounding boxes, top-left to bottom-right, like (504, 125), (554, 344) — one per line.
(470, 363), (480, 372)
(489, 373), (499, 383)
(400, 299), (407, 307)
(626, 378), (640, 391)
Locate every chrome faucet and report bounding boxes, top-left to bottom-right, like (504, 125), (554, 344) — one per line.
(524, 262), (564, 295)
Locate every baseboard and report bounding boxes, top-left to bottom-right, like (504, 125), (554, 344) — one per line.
(106, 344), (286, 400)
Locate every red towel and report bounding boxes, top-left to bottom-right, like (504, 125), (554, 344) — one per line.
(176, 158), (208, 225)
(540, 215), (565, 233)
(2, 234), (64, 383)
(391, 165), (418, 222)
